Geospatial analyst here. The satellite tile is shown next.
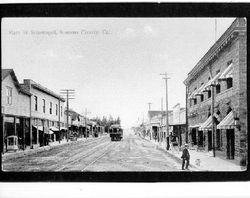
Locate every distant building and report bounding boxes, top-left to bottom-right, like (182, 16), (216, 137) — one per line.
(169, 103), (186, 147)
(1, 69), (32, 152)
(21, 79), (65, 148)
(184, 18), (247, 163)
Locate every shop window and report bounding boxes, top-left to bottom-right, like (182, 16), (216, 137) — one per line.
(200, 94), (204, 102)
(208, 90), (211, 98)
(50, 102), (52, 114)
(227, 78), (233, 89)
(6, 86), (12, 105)
(43, 99), (45, 113)
(216, 84), (221, 94)
(34, 96), (38, 111)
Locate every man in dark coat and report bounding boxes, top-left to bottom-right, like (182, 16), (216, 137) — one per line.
(181, 143), (190, 170)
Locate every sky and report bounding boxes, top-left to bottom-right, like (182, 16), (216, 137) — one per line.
(1, 17), (235, 128)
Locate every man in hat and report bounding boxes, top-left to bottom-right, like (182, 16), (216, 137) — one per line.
(181, 143), (190, 170)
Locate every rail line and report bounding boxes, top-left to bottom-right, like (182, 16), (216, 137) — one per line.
(55, 139), (114, 171)
(48, 136), (109, 171)
(81, 142), (119, 171)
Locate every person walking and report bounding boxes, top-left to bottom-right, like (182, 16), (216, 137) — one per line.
(181, 143), (190, 170)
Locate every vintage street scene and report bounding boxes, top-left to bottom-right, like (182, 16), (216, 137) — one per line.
(1, 17), (247, 172)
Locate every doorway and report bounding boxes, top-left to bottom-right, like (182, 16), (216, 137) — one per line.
(226, 129), (235, 159)
(191, 128), (197, 145)
(208, 130), (212, 151)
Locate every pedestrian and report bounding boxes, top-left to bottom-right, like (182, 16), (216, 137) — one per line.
(181, 143), (190, 170)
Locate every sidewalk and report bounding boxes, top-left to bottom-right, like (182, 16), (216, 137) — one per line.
(142, 135), (244, 171)
(2, 134), (107, 161)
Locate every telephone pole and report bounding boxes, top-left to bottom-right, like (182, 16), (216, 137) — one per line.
(147, 102), (152, 111)
(160, 73), (171, 150)
(84, 108), (91, 138)
(147, 102), (152, 140)
(60, 89), (75, 142)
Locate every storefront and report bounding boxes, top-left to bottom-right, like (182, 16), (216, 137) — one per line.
(217, 111), (236, 160)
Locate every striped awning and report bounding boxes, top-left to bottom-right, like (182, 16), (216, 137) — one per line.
(60, 127), (67, 130)
(195, 83), (207, 96)
(219, 63), (233, 80)
(199, 116), (212, 130)
(50, 126), (59, 131)
(189, 123), (201, 128)
(188, 88), (198, 99)
(217, 111), (235, 129)
(202, 72), (221, 92)
(33, 125), (43, 131)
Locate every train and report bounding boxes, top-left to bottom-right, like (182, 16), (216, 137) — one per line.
(109, 124), (123, 141)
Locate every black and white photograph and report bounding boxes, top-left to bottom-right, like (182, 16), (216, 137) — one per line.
(0, 4), (249, 187)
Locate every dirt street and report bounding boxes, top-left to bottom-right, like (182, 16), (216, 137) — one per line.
(2, 129), (196, 171)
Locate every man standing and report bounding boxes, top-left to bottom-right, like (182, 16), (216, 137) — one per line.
(181, 143), (190, 170)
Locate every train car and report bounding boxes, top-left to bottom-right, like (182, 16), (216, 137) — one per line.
(109, 124), (123, 141)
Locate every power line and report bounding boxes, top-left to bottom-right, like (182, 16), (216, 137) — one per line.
(160, 72), (171, 150)
(60, 89), (75, 142)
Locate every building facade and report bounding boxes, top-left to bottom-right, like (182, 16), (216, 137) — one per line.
(21, 79), (65, 148)
(1, 69), (32, 152)
(184, 18), (247, 164)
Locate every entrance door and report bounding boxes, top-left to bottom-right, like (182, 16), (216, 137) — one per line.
(191, 128), (197, 145)
(198, 130), (203, 147)
(208, 130), (212, 151)
(226, 129), (235, 159)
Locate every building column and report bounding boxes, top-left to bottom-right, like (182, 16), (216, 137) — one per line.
(23, 118), (26, 150)
(30, 118), (33, 149)
(1, 115), (5, 153)
(14, 116), (16, 136)
(37, 119), (39, 145)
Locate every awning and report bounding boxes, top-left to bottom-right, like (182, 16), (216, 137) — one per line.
(219, 63), (233, 80)
(188, 89), (198, 100)
(202, 72), (221, 92)
(60, 127), (67, 130)
(44, 130), (54, 134)
(217, 111), (235, 129)
(189, 123), (201, 128)
(50, 126), (59, 131)
(199, 116), (212, 130)
(195, 83), (207, 96)
(33, 125), (43, 131)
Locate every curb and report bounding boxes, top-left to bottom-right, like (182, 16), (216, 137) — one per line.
(2, 135), (107, 161)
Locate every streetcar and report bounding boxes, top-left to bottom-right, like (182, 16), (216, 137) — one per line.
(109, 124), (123, 141)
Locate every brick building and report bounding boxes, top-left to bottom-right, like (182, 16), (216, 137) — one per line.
(21, 79), (65, 148)
(1, 69), (32, 152)
(184, 18), (247, 164)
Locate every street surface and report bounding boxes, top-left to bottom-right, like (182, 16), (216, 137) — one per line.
(2, 129), (195, 171)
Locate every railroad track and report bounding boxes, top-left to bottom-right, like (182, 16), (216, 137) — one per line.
(55, 139), (117, 171)
(81, 141), (119, 172)
(48, 137), (109, 171)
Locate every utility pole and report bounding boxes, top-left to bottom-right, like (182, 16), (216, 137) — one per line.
(60, 89), (75, 142)
(160, 97), (163, 143)
(208, 66), (216, 157)
(147, 102), (152, 111)
(84, 108), (91, 139)
(160, 72), (171, 150)
(147, 102), (152, 140)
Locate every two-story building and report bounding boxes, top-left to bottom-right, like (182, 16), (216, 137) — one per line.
(1, 69), (32, 152)
(21, 79), (65, 148)
(184, 18), (247, 164)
